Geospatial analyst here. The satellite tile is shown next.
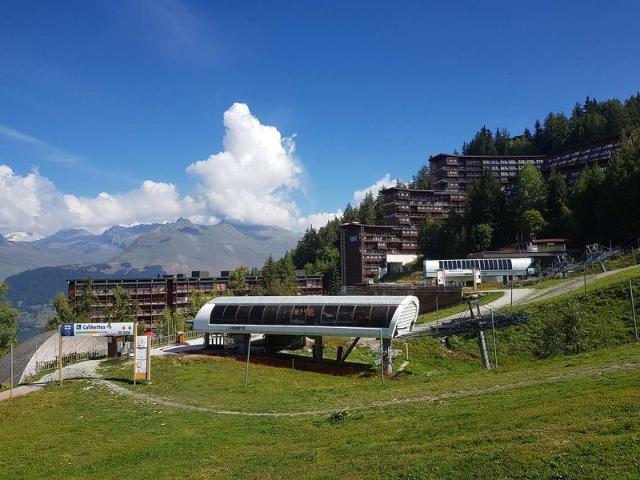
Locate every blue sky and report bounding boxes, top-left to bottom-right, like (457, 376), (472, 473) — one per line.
(1, 0), (639, 237)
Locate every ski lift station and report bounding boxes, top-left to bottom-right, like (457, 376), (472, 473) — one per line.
(423, 257), (535, 287)
(192, 295), (419, 373)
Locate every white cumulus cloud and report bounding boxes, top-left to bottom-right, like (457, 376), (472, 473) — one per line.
(296, 210), (343, 230)
(0, 166), (196, 236)
(0, 102), (374, 239)
(353, 174), (400, 205)
(187, 102), (303, 228)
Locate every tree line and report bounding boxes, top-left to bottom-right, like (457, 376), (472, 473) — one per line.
(461, 94), (640, 156)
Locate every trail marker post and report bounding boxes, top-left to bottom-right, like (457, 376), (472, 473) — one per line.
(630, 280), (638, 342)
(9, 343), (13, 399)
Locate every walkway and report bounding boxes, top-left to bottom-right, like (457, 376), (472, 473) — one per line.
(413, 264), (640, 333)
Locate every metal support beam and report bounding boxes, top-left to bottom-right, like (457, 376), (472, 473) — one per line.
(337, 337), (360, 365)
(382, 338), (393, 375)
(312, 336), (323, 363)
(477, 329), (492, 369)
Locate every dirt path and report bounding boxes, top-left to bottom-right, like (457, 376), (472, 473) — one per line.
(92, 360), (640, 418)
(0, 360), (103, 403)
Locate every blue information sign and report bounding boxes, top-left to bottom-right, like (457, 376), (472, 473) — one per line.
(60, 323), (75, 336)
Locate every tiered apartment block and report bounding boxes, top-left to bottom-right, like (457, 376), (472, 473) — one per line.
(340, 223), (419, 286)
(340, 140), (622, 286)
(542, 139), (621, 187)
(68, 270), (324, 329)
(428, 153), (546, 205)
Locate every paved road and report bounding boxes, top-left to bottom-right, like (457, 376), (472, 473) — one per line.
(412, 264), (640, 333)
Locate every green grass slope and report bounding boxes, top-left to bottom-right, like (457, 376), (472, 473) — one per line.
(0, 345), (638, 479)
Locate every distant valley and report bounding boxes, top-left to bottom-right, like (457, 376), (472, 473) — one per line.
(1, 219), (300, 340)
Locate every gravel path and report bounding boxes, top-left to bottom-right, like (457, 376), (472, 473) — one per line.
(412, 264), (640, 333)
(0, 359), (103, 402)
(92, 360), (640, 417)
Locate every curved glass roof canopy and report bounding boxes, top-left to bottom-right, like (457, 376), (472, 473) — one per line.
(192, 296), (419, 338)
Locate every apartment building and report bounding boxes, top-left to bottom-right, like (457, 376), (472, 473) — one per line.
(68, 271), (324, 328)
(542, 140), (621, 187)
(380, 186), (462, 226)
(429, 153), (546, 204)
(340, 223), (419, 286)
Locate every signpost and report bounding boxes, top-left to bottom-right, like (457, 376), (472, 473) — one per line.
(58, 322), (136, 384)
(134, 335), (151, 383)
(60, 323), (134, 337)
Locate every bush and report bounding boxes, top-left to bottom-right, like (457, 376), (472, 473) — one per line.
(534, 299), (589, 358)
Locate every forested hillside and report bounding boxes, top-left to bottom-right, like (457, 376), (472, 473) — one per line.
(460, 94), (640, 156)
(289, 93), (640, 286)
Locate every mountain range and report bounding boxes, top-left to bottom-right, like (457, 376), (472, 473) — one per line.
(1, 219), (300, 341)
(0, 218), (299, 281)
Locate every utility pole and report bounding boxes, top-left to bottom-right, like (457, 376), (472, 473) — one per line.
(630, 280), (638, 342)
(583, 265), (587, 299)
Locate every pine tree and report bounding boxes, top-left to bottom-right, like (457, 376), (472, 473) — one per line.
(358, 192), (377, 225)
(516, 163), (547, 213)
(409, 164), (430, 189)
(342, 203), (359, 223)
(604, 128), (640, 241)
(546, 168), (570, 234)
(229, 266), (248, 295)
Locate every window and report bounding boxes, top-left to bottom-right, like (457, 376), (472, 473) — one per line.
(337, 305), (355, 325)
(236, 305), (252, 321)
(277, 306), (292, 324)
(304, 306), (320, 325)
(249, 305), (265, 324)
(263, 305), (279, 325)
(321, 305), (338, 325)
(222, 305), (238, 323)
(370, 305), (390, 328)
(291, 305), (307, 325)
(210, 305), (226, 324)
(353, 305), (371, 326)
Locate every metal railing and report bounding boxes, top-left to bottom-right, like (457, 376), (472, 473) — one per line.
(35, 349), (107, 375)
(150, 330), (204, 348)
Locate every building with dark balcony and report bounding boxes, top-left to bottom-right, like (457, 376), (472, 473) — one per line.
(339, 140), (622, 289)
(380, 186), (462, 226)
(340, 223), (419, 286)
(429, 153), (546, 205)
(541, 139), (621, 187)
(67, 270), (324, 329)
